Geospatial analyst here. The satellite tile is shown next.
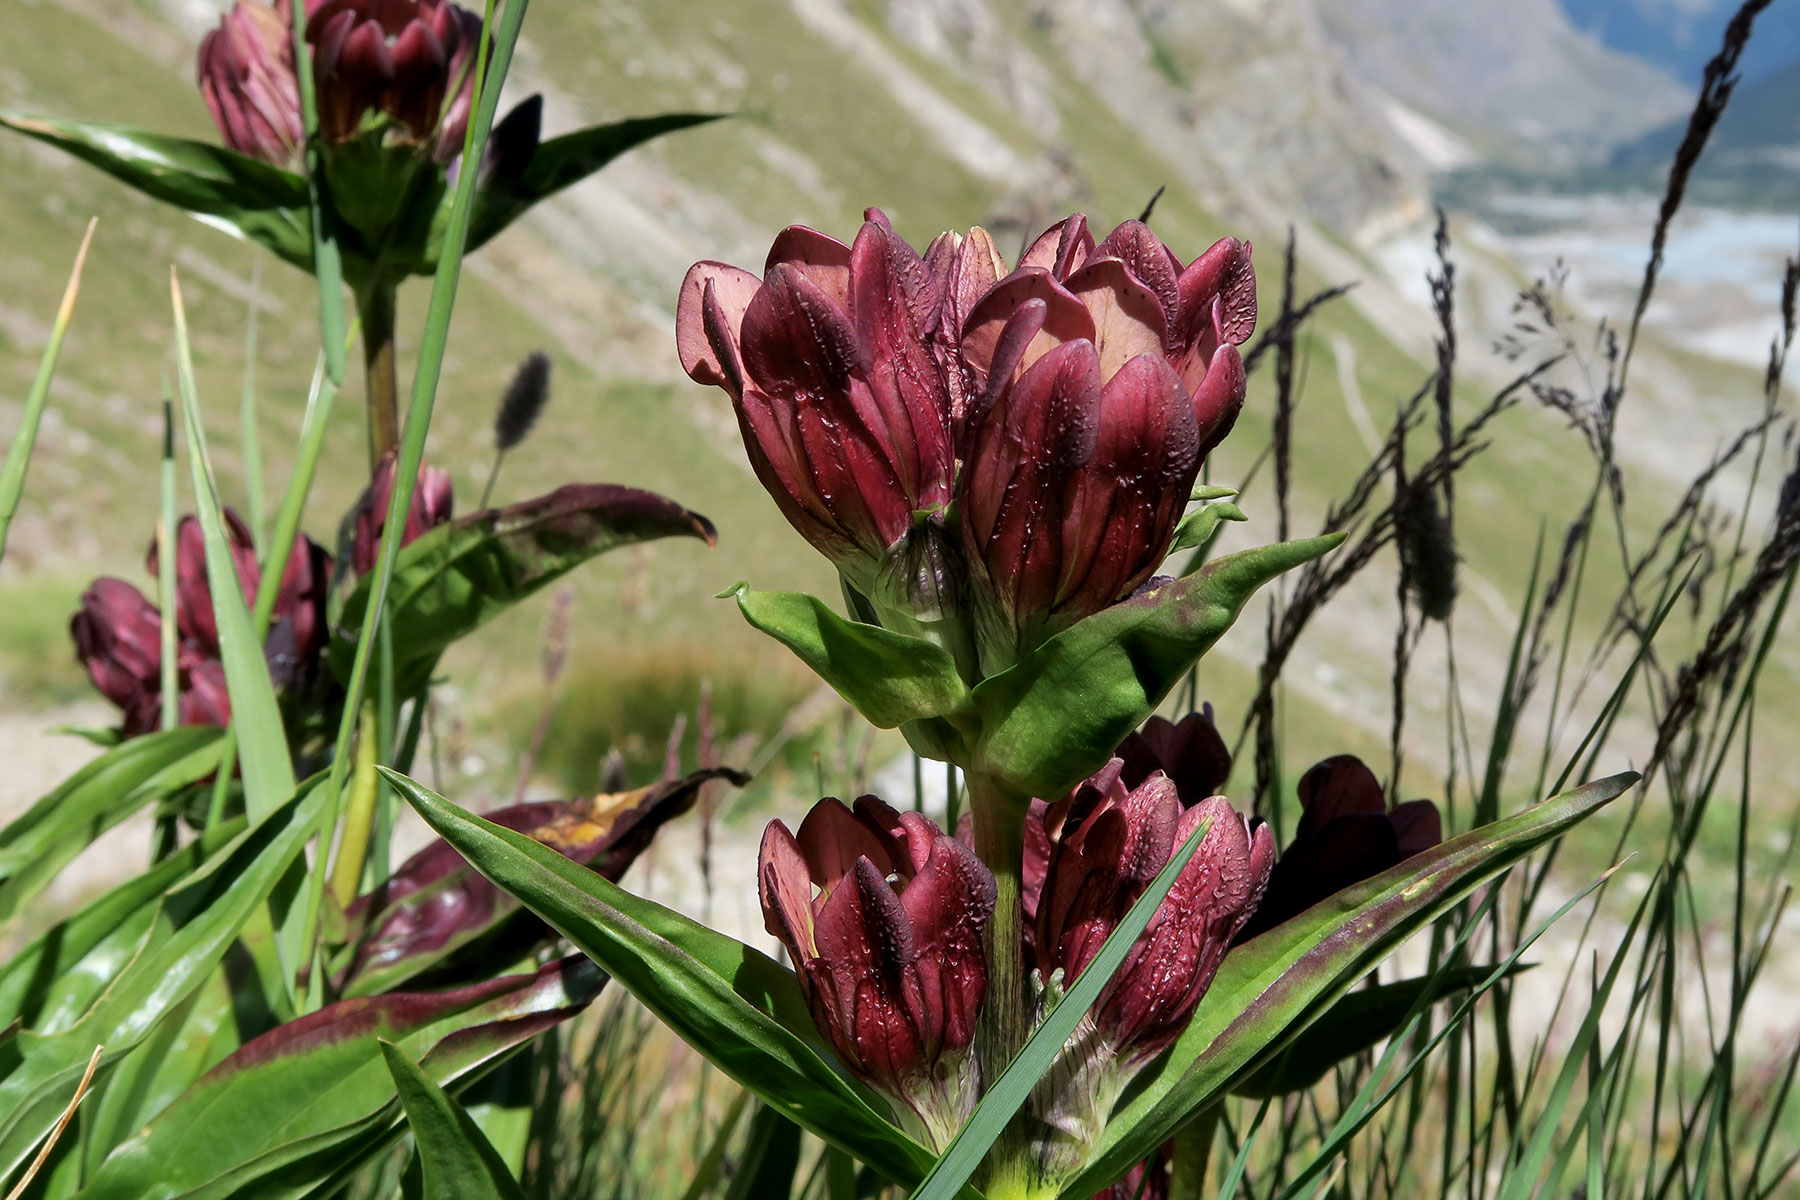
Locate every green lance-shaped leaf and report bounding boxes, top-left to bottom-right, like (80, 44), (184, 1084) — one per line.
(383, 769), (943, 1191)
(0, 818), (244, 1035)
(0, 779), (325, 1182)
(74, 956), (601, 1200)
(1060, 771), (1640, 1197)
(971, 534), (1344, 800)
(0, 114), (313, 268)
(0, 726), (225, 924)
(726, 584), (972, 729)
(1164, 501), (1246, 562)
(1229, 964), (1522, 1099)
(331, 483), (716, 687)
(381, 1041), (526, 1200)
(463, 113), (727, 252)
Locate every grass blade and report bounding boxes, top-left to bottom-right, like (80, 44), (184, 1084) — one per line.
(168, 268), (297, 818)
(380, 1039), (527, 1200)
(0, 217), (95, 563)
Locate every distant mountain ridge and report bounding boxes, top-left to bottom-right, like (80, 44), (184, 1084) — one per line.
(1559, 0), (1800, 84)
(1318, 0), (1690, 169)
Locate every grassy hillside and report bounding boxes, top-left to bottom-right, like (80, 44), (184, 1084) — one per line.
(2, 0), (1794, 835)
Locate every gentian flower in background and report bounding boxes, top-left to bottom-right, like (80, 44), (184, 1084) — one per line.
(348, 451), (454, 575)
(677, 210), (1256, 675)
(759, 795), (995, 1149)
(305, 0), (485, 162)
(70, 510), (330, 736)
(1238, 753), (1443, 941)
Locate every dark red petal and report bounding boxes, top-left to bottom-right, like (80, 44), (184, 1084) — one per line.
(1296, 755), (1387, 835)
(739, 264), (864, 405)
(957, 339), (1101, 632)
(1055, 354), (1197, 619)
(764, 224), (854, 308)
(1095, 219), (1181, 340)
(675, 261), (759, 391)
(796, 796), (898, 891)
(758, 820), (819, 958)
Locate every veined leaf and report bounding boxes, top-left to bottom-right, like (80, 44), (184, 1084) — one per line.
(464, 113), (726, 251)
(0, 727), (225, 923)
(971, 534), (1343, 800)
(727, 585), (972, 730)
(1061, 771), (1640, 1196)
(0, 779), (325, 1182)
(330, 483), (716, 687)
(0, 114), (312, 268)
(75, 956), (600, 1200)
(384, 769), (944, 1191)
(381, 1041), (525, 1200)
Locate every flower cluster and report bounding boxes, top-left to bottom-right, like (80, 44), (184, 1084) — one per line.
(199, 0), (485, 168)
(71, 459), (454, 739)
(71, 511), (328, 735)
(678, 210), (1254, 672)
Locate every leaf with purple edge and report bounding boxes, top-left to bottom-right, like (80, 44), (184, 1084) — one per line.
(337, 768), (745, 997)
(329, 483), (717, 688)
(1060, 771), (1640, 1197)
(74, 957), (603, 1200)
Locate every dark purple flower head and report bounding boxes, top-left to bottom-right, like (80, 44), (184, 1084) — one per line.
(306, 0), (486, 161)
(71, 508), (330, 736)
(758, 794), (994, 1148)
(1237, 755), (1444, 942)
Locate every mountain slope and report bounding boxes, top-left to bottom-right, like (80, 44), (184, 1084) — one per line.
(1319, 0), (1690, 167)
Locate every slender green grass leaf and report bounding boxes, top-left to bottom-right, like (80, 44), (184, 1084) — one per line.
(0, 727), (224, 923)
(0, 780), (325, 1181)
(677, 1090), (752, 1200)
(380, 1040), (526, 1200)
(911, 817), (1217, 1200)
(383, 769), (941, 1191)
(1064, 771), (1639, 1195)
(239, 252), (266, 546)
(1231, 964), (1526, 1099)
(0, 217), (95, 563)
(305, 0), (525, 992)
(169, 270), (296, 820)
(74, 957), (599, 1200)
(0, 115), (310, 267)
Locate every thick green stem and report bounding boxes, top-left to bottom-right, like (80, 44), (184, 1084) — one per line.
(970, 773), (1034, 1195)
(357, 279), (400, 469)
